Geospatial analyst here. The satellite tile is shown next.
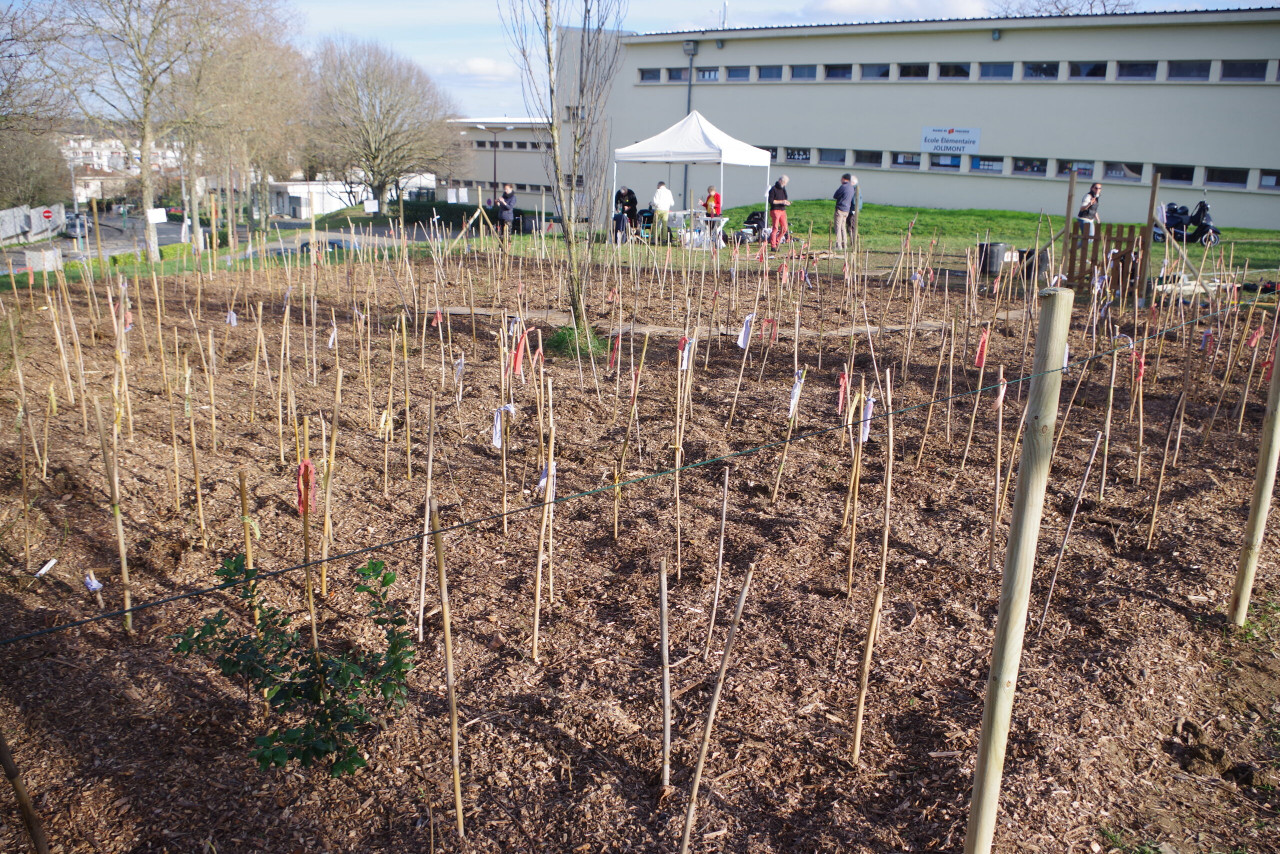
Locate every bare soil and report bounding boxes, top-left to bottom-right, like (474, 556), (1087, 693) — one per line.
(1, 251), (1277, 853)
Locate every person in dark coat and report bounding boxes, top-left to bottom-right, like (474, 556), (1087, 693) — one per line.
(767, 175), (790, 250)
(614, 186), (639, 227)
(496, 183), (516, 241)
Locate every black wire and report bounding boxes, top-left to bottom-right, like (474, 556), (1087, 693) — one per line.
(0, 290), (1266, 647)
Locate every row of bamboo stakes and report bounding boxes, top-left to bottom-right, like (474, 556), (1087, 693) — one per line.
(1, 218), (1277, 853)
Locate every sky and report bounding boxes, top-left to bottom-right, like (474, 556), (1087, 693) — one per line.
(298, 0), (1266, 117)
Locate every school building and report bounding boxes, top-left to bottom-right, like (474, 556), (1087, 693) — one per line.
(604, 8), (1280, 229)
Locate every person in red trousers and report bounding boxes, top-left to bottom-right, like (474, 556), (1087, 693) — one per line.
(767, 175), (790, 249)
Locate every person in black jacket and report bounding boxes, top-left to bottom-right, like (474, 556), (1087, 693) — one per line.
(832, 173), (858, 250)
(496, 184), (516, 242)
(614, 186), (639, 228)
(767, 175), (790, 249)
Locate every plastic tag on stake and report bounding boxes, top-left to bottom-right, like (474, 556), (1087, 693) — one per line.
(788, 370), (804, 419)
(859, 397), (876, 444)
(737, 313), (755, 350)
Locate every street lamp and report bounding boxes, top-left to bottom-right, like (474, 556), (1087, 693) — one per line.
(475, 124), (515, 198)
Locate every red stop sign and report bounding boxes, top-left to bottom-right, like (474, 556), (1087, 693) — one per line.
(41, 208), (53, 220)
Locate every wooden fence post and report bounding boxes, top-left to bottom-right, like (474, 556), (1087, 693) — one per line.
(964, 287), (1074, 854)
(1228, 344), (1280, 626)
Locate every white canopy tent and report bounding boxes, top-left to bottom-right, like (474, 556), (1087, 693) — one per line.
(611, 111), (772, 219)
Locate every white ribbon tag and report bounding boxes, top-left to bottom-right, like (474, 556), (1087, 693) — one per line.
(36, 559), (56, 578)
(327, 327), (337, 349)
(859, 397), (876, 444)
(788, 370), (804, 419)
(680, 336), (695, 371)
(84, 575), (103, 592)
(454, 354), (465, 386)
(537, 462), (557, 495)
(994, 381), (1007, 411)
(492, 404), (515, 448)
(1063, 344), (1070, 375)
(737, 313), (755, 350)
(226, 310), (237, 327)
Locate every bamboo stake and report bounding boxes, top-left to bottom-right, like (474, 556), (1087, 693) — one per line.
(1037, 432), (1103, 636)
(851, 370), (892, 763)
(183, 355), (207, 547)
(0, 725), (49, 854)
(320, 368), (343, 598)
(418, 395), (437, 643)
(238, 471), (259, 628)
(532, 378), (555, 663)
(703, 466), (731, 661)
(659, 558), (672, 789)
(1145, 392), (1185, 550)
(1099, 349), (1118, 499)
(988, 366), (1005, 573)
(1227, 339), (1280, 626)
(429, 497), (466, 840)
(677, 563), (754, 854)
(964, 286), (1073, 854)
(92, 396), (132, 632)
(770, 368), (806, 504)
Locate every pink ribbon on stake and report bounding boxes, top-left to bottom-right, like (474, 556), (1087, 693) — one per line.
(296, 460), (317, 515)
(607, 332), (620, 371)
(1248, 325), (1265, 348)
(511, 328), (532, 381)
(837, 372), (848, 416)
(974, 328), (990, 368)
(431, 308), (443, 328)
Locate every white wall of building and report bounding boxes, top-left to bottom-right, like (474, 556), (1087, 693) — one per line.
(607, 10), (1280, 228)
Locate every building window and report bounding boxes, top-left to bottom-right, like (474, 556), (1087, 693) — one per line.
(1104, 161), (1142, 181)
(861, 63), (890, 79)
(898, 63), (929, 79)
(1260, 170), (1280, 190)
(529, 141), (541, 150)
(791, 65), (817, 80)
(938, 63), (970, 79)
(503, 141), (514, 149)
(697, 67), (719, 82)
(970, 155), (1004, 173)
(1155, 164), (1194, 184)
(824, 64), (853, 80)
(515, 184), (527, 191)
(1167, 60), (1210, 80)
(516, 141), (528, 150)
(1022, 62), (1060, 80)
(818, 148), (847, 165)
(853, 150), (883, 167)
(1068, 61), (1107, 80)
(930, 154), (961, 171)
(667, 67), (689, 82)
(980, 62), (1014, 80)
(474, 141), (485, 149)
(639, 68), (661, 82)
(1205, 167), (1248, 187)
(1221, 60), (1267, 81)
(726, 66), (750, 81)
(758, 65), (783, 81)
(786, 147), (811, 164)
(1013, 157), (1048, 175)
(1116, 61), (1157, 80)
(891, 152), (921, 169)
(757, 145), (778, 161)
(563, 106), (583, 121)
(1056, 160), (1094, 179)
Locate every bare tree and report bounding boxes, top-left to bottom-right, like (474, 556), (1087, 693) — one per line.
(311, 38), (457, 211)
(0, 131), (67, 208)
(1, 2), (66, 135)
(54, 0), (239, 260)
(990, 0), (1136, 16)
(501, 0), (627, 327)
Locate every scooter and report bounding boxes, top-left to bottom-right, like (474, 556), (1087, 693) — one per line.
(1153, 198), (1221, 247)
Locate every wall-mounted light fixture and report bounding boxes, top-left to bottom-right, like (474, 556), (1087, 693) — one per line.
(992, 29), (1001, 40)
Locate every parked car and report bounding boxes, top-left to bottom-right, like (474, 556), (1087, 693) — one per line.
(299, 238), (360, 254)
(64, 213), (93, 238)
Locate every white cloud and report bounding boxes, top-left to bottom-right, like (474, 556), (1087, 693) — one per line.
(800, 0), (992, 21)
(433, 56), (522, 87)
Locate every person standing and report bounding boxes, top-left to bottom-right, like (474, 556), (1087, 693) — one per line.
(699, 185), (721, 216)
(496, 183), (516, 243)
(832, 173), (858, 250)
(651, 181), (674, 242)
(1077, 182), (1102, 236)
(767, 175), (790, 250)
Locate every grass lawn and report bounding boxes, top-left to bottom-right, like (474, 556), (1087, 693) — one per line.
(719, 199), (1280, 273)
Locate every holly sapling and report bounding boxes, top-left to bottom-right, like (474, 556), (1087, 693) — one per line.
(174, 556), (414, 776)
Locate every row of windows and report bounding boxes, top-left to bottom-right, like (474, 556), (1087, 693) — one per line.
(473, 139), (542, 150)
(640, 58), (1276, 84)
(447, 179), (556, 193)
(752, 147), (1279, 190)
